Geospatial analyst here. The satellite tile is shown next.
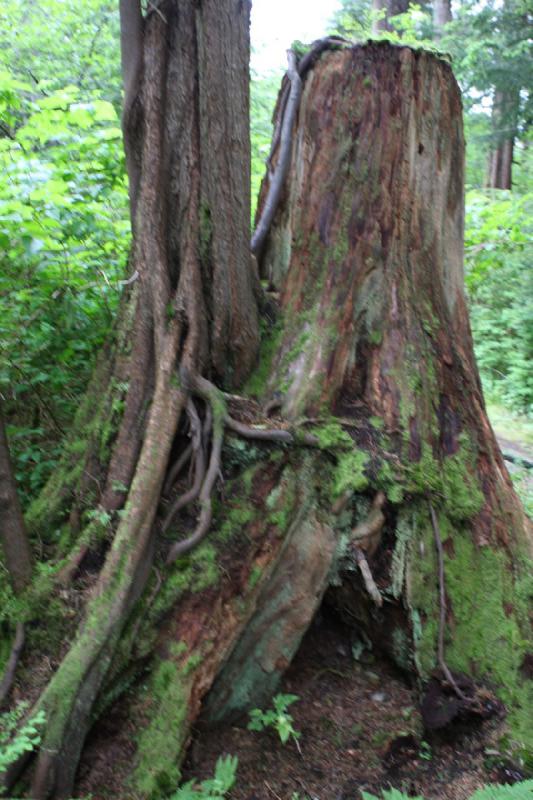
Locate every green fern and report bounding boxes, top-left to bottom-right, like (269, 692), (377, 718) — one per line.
(361, 782), (533, 800)
(169, 755), (238, 799)
(0, 703), (46, 775)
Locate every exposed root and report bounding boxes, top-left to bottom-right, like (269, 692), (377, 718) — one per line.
(165, 378), (225, 562)
(164, 373), (322, 562)
(163, 443), (193, 496)
(56, 544), (90, 586)
(0, 622), (25, 705)
(353, 547), (383, 607)
(429, 502), (469, 702)
(161, 400), (208, 534)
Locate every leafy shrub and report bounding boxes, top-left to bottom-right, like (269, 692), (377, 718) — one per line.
(465, 190), (532, 415)
(0, 68), (130, 504)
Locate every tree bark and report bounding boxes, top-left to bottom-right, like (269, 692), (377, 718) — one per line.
(79, 42), (530, 797)
(2, 1), (258, 797)
(3, 39), (532, 800)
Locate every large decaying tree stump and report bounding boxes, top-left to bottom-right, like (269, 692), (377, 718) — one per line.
(1, 29), (531, 800)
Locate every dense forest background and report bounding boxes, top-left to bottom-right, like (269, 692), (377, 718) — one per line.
(0, 0), (530, 519)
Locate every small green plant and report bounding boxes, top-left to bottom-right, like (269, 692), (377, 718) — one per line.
(248, 693), (301, 747)
(361, 781), (533, 799)
(0, 703), (46, 775)
(418, 740), (432, 761)
(169, 755), (238, 799)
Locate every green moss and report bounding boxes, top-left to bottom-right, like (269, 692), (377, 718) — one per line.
(314, 420), (353, 450)
(248, 565), (263, 589)
(405, 440), (484, 520)
(244, 318), (284, 398)
(150, 542), (220, 620)
(333, 449), (369, 497)
(266, 470), (298, 532)
(133, 656), (192, 797)
(216, 505), (255, 543)
(444, 538), (533, 746)
(406, 504), (533, 747)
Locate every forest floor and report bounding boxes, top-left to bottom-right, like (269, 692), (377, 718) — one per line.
(181, 608), (523, 800)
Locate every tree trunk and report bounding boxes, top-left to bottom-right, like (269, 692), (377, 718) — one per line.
(372, 0), (409, 35)
(2, 1), (258, 797)
(487, 89), (519, 189)
(85, 42), (530, 796)
(2, 40), (532, 800)
(0, 405), (32, 594)
(433, 0), (452, 39)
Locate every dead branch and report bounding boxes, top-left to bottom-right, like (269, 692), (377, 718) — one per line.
(429, 502), (469, 702)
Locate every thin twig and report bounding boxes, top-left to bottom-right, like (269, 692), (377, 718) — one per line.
(429, 502), (469, 702)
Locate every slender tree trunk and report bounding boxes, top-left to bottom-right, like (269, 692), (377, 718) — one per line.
(433, 0), (452, 38)
(0, 405), (32, 593)
(487, 89), (519, 189)
(372, 0), (409, 35)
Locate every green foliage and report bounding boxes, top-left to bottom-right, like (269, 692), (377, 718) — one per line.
(465, 190), (532, 414)
(0, 0), (120, 99)
(362, 783), (533, 800)
(169, 756), (238, 800)
(0, 64), (130, 504)
(0, 703), (46, 775)
(329, 1), (435, 48)
(248, 693), (301, 746)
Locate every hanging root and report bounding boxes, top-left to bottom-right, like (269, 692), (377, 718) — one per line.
(354, 548), (383, 607)
(429, 501), (469, 702)
(0, 622), (25, 705)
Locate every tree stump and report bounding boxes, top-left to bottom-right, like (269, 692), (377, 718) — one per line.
(3, 40), (531, 800)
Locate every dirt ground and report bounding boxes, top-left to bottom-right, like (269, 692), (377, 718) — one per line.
(181, 607), (524, 800)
